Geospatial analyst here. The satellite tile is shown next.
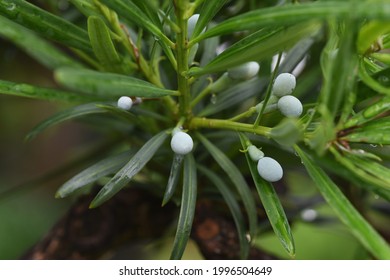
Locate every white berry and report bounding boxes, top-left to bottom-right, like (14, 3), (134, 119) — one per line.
(247, 145), (264, 162)
(117, 96), (133, 110)
(257, 157), (283, 182)
(272, 73), (296, 97)
(171, 131), (194, 155)
(228, 61), (260, 80)
(277, 95), (303, 117)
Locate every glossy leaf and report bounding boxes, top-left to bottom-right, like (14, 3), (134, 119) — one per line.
(359, 58), (390, 96)
(162, 154), (184, 206)
(0, 0), (91, 52)
(56, 150), (134, 198)
(342, 117), (390, 145)
(90, 130), (168, 208)
(197, 133), (257, 240)
(188, 23), (320, 76)
(0, 80), (101, 102)
(199, 78), (265, 117)
(295, 146), (390, 260)
(26, 103), (108, 141)
(190, 0), (228, 39)
(55, 68), (178, 97)
(192, 1), (390, 43)
(170, 154), (197, 260)
(357, 21), (390, 54)
(343, 96), (390, 129)
(87, 16), (124, 73)
(0, 15), (83, 69)
(330, 146), (390, 190)
(199, 166), (250, 260)
(240, 133), (295, 256)
(100, 0), (172, 47)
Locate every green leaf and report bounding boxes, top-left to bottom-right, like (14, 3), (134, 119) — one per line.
(0, 0), (91, 53)
(55, 68), (178, 98)
(330, 146), (390, 190)
(0, 80), (102, 102)
(87, 16), (124, 73)
(56, 150), (134, 198)
(295, 145), (390, 260)
(197, 133), (257, 240)
(170, 154), (197, 260)
(359, 58), (390, 96)
(0, 15), (83, 69)
(239, 133), (295, 257)
(190, 0), (228, 39)
(269, 119), (304, 147)
(198, 166), (250, 260)
(162, 154), (184, 206)
(26, 103), (108, 141)
(188, 22), (320, 76)
(100, 0), (173, 48)
(90, 130), (168, 208)
(342, 117), (390, 145)
(357, 20), (390, 54)
(130, 0), (163, 29)
(192, 1), (390, 43)
(199, 78), (265, 117)
(343, 96), (390, 129)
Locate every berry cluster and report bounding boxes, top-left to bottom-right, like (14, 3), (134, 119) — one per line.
(248, 145), (283, 182)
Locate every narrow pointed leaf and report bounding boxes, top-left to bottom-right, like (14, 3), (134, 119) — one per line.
(295, 146), (390, 260)
(170, 154), (197, 260)
(56, 150), (134, 198)
(199, 166), (250, 260)
(0, 0), (91, 53)
(26, 103), (109, 141)
(189, 23), (320, 76)
(197, 133), (257, 240)
(342, 117), (390, 145)
(90, 130), (168, 208)
(87, 16), (124, 73)
(55, 68), (178, 97)
(0, 80), (102, 102)
(100, 0), (172, 47)
(330, 147), (390, 190)
(191, 0), (228, 39)
(239, 133), (295, 256)
(192, 1), (390, 43)
(0, 15), (83, 69)
(162, 154), (184, 206)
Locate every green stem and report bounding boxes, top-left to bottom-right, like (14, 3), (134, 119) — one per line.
(190, 117), (271, 136)
(253, 52), (283, 128)
(229, 106), (258, 122)
(175, 1), (192, 119)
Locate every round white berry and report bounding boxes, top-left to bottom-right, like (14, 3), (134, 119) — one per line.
(228, 61), (260, 80)
(247, 145), (264, 162)
(257, 157), (283, 182)
(117, 96), (133, 110)
(171, 131), (194, 155)
(277, 95), (303, 117)
(272, 73), (296, 97)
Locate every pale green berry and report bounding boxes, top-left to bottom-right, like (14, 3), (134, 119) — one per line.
(228, 61), (260, 80)
(277, 95), (303, 117)
(117, 96), (133, 110)
(171, 131), (193, 155)
(247, 145), (264, 162)
(257, 157), (283, 182)
(272, 73), (296, 97)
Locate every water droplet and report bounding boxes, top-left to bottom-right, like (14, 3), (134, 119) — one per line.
(153, 36), (160, 42)
(374, 195), (379, 200)
(210, 94), (217, 104)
